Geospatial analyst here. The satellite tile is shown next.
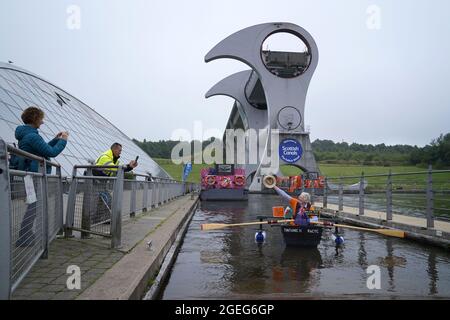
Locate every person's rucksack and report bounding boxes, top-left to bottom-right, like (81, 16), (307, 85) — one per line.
(9, 154), (19, 170)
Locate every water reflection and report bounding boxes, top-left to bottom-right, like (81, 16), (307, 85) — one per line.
(160, 195), (450, 299)
(428, 252), (438, 295)
(274, 247), (322, 293)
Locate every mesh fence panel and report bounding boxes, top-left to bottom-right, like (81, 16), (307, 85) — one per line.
(121, 180), (133, 221)
(9, 173), (45, 290)
(135, 181), (145, 212)
(71, 178), (114, 236)
(47, 176), (62, 241)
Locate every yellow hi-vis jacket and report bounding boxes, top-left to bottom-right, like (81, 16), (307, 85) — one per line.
(95, 149), (120, 176)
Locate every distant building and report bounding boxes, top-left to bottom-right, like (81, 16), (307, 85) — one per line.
(0, 62), (171, 178)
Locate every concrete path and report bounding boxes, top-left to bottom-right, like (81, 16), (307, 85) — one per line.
(11, 194), (198, 300)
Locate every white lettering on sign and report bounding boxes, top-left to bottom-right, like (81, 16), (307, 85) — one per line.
(282, 146), (300, 155)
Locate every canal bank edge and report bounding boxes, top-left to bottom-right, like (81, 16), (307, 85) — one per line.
(142, 194), (198, 300)
(317, 207), (450, 250)
(77, 195), (200, 300)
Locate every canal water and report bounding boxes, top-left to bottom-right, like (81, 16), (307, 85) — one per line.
(159, 194), (450, 299)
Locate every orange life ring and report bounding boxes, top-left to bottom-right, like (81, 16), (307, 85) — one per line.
(205, 175), (216, 186)
(234, 175), (245, 186)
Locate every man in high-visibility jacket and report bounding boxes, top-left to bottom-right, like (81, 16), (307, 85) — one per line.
(93, 142), (138, 176)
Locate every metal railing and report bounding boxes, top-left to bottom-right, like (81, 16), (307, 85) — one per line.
(0, 139), (64, 299)
(316, 166), (450, 229)
(1, 137), (199, 299)
(64, 165), (198, 249)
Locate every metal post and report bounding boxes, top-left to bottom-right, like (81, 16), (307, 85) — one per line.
(56, 166), (64, 235)
(323, 177), (328, 208)
(111, 167), (124, 249)
(40, 160), (49, 259)
(0, 140), (12, 299)
(155, 182), (160, 207)
(386, 170), (392, 221)
(164, 182), (167, 203)
(81, 168), (93, 239)
(143, 181), (149, 212)
(130, 180), (136, 218)
(301, 173), (305, 193)
(338, 177), (343, 211)
(426, 164), (434, 229)
(166, 182), (168, 202)
(65, 168), (78, 238)
(150, 182), (154, 208)
(359, 171), (365, 216)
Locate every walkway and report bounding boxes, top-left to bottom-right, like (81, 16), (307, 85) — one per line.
(12, 194), (199, 300)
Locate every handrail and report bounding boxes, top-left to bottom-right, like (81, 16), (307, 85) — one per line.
(327, 169), (450, 180)
(6, 144), (61, 168)
(73, 164), (122, 169)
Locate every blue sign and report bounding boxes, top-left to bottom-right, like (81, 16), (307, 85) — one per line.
(182, 163), (193, 181)
(279, 139), (303, 163)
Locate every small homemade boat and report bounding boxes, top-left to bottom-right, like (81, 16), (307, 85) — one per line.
(280, 224), (323, 247)
(266, 207), (324, 248)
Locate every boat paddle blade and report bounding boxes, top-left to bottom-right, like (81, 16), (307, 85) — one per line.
(376, 229), (406, 238)
(201, 223), (228, 231)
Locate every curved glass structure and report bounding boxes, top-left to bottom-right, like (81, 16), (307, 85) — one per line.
(0, 62), (171, 178)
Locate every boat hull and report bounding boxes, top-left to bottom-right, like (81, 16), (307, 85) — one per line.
(281, 225), (323, 247)
(200, 188), (248, 201)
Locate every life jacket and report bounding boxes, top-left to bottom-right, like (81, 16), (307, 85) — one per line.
(289, 199), (310, 226)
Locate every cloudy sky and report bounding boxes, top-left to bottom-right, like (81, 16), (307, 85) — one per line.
(1, 0), (449, 147)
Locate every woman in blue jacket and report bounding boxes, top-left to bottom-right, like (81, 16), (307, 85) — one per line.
(13, 106), (68, 247)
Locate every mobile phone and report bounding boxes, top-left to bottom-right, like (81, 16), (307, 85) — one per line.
(135, 156), (139, 162)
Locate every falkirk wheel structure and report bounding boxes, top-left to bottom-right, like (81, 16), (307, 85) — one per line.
(205, 22), (320, 191)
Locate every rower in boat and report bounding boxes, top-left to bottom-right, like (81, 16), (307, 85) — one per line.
(273, 185), (311, 226)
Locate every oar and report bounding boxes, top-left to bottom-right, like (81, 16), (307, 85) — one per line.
(201, 219), (294, 231)
(310, 221), (406, 238)
(201, 219), (406, 238)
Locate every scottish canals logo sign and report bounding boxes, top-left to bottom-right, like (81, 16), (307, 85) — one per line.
(279, 139), (303, 163)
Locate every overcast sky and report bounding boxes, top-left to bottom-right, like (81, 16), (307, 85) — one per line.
(1, 0), (449, 147)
